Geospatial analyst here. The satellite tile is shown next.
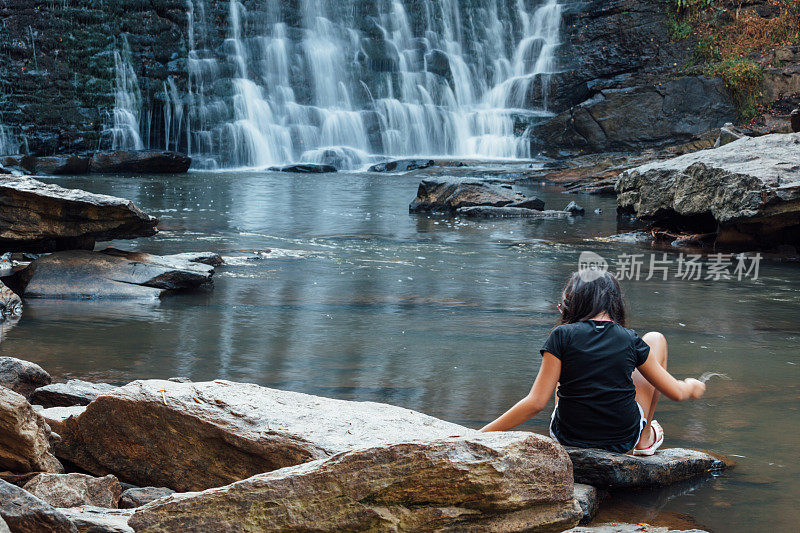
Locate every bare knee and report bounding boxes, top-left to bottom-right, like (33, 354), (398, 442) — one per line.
(642, 331), (668, 365)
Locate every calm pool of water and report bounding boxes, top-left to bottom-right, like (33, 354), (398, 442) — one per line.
(2, 170), (798, 531)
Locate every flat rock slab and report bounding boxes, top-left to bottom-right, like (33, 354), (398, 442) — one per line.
(119, 487), (175, 509)
(36, 405), (87, 434)
(129, 432), (581, 533)
(268, 163), (337, 173)
(0, 356), (51, 397)
(565, 525), (707, 533)
(410, 177), (539, 214)
(14, 249), (214, 300)
(23, 473), (121, 508)
(89, 151), (191, 174)
(567, 447), (732, 489)
(369, 158), (434, 172)
(0, 176), (157, 252)
(32, 380), (118, 408)
(58, 506), (133, 533)
(457, 206), (571, 218)
(0, 478), (77, 533)
(0, 386), (62, 473)
(57, 379), (474, 491)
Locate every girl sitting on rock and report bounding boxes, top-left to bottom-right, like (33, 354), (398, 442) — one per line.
(481, 271), (705, 455)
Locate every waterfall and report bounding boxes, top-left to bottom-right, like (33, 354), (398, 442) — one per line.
(0, 122), (17, 156)
(114, 0), (563, 169)
(110, 37), (145, 151)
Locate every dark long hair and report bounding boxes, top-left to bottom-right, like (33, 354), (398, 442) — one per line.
(557, 271), (626, 326)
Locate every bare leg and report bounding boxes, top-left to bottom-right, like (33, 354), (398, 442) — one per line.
(633, 331), (668, 449)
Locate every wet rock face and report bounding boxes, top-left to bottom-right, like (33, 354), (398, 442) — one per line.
(129, 433), (582, 533)
(0, 479), (77, 533)
(88, 151), (191, 174)
(0, 176), (158, 253)
(409, 178), (543, 214)
(616, 133), (800, 245)
(0, 356), (51, 398)
(56, 379), (474, 492)
(31, 380), (118, 408)
(12, 249), (214, 300)
(369, 159), (435, 172)
(566, 447), (732, 489)
(0, 386), (63, 474)
(23, 473), (122, 509)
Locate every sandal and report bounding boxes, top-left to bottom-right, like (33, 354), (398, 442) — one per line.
(632, 420), (664, 456)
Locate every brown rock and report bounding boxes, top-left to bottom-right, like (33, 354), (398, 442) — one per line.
(89, 151), (191, 174)
(129, 432), (581, 533)
(23, 473), (122, 508)
(57, 379), (473, 491)
(0, 356), (51, 398)
(0, 386), (62, 473)
(0, 478), (77, 533)
(0, 175), (157, 252)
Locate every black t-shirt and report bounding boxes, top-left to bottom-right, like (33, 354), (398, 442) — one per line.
(540, 320), (650, 451)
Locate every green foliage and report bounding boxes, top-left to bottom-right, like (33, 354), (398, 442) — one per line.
(705, 59), (764, 120)
(667, 17), (693, 40)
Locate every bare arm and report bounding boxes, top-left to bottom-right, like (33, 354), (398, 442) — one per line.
(480, 353), (561, 432)
(637, 355), (705, 401)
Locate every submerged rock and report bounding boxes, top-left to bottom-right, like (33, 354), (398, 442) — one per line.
(0, 386), (63, 473)
(23, 473), (122, 509)
(129, 432), (581, 533)
(11, 249), (214, 300)
(31, 380), (118, 408)
(0, 356), (51, 398)
(58, 507), (133, 533)
(617, 133), (800, 245)
(369, 158), (434, 172)
(269, 163), (337, 173)
(0, 176), (157, 252)
(0, 479), (77, 533)
(89, 151), (191, 174)
(119, 487), (175, 509)
(567, 447), (731, 489)
(565, 201), (586, 215)
(410, 178), (539, 214)
(56, 379), (473, 491)
(456, 206), (571, 218)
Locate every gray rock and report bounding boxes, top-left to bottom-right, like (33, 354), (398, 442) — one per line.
(369, 159), (434, 172)
(567, 447), (732, 489)
(0, 386), (62, 473)
(36, 406), (87, 435)
(714, 123), (745, 147)
(23, 473), (122, 508)
(0, 478), (77, 533)
(32, 380), (118, 408)
(508, 197), (546, 210)
(56, 379), (474, 491)
(13, 249), (214, 300)
(0, 176), (157, 253)
(0, 357), (51, 398)
(573, 483), (603, 525)
(129, 433), (581, 533)
(268, 163), (337, 173)
(616, 133), (800, 245)
(57, 507), (133, 533)
(791, 108), (800, 133)
(565, 201), (586, 214)
(456, 206), (571, 218)
(119, 487), (175, 509)
(0, 515), (9, 533)
(409, 178), (525, 213)
(0, 281), (22, 321)
(88, 151), (191, 174)
(565, 525), (707, 533)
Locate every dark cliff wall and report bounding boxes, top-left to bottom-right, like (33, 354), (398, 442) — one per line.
(0, 0), (187, 155)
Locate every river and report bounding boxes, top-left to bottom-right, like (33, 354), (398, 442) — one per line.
(1, 169), (798, 531)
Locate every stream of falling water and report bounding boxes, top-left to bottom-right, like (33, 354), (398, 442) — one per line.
(110, 0), (563, 169)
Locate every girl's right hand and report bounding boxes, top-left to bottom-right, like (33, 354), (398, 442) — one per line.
(684, 378), (706, 399)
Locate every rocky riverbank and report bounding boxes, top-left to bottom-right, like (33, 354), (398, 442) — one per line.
(0, 357), (730, 532)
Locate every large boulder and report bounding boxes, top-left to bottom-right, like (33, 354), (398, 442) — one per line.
(32, 380), (118, 408)
(0, 356), (51, 398)
(11, 249), (214, 300)
(567, 447), (732, 489)
(0, 176), (157, 252)
(23, 473), (122, 508)
(0, 281), (22, 321)
(410, 178), (542, 214)
(0, 478), (77, 533)
(57, 380), (473, 491)
(616, 133), (800, 245)
(0, 386), (62, 473)
(89, 151), (191, 174)
(129, 433), (582, 533)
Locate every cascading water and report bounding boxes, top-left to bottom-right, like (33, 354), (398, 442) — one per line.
(109, 37), (145, 151)
(0, 122), (16, 156)
(120, 0), (563, 169)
